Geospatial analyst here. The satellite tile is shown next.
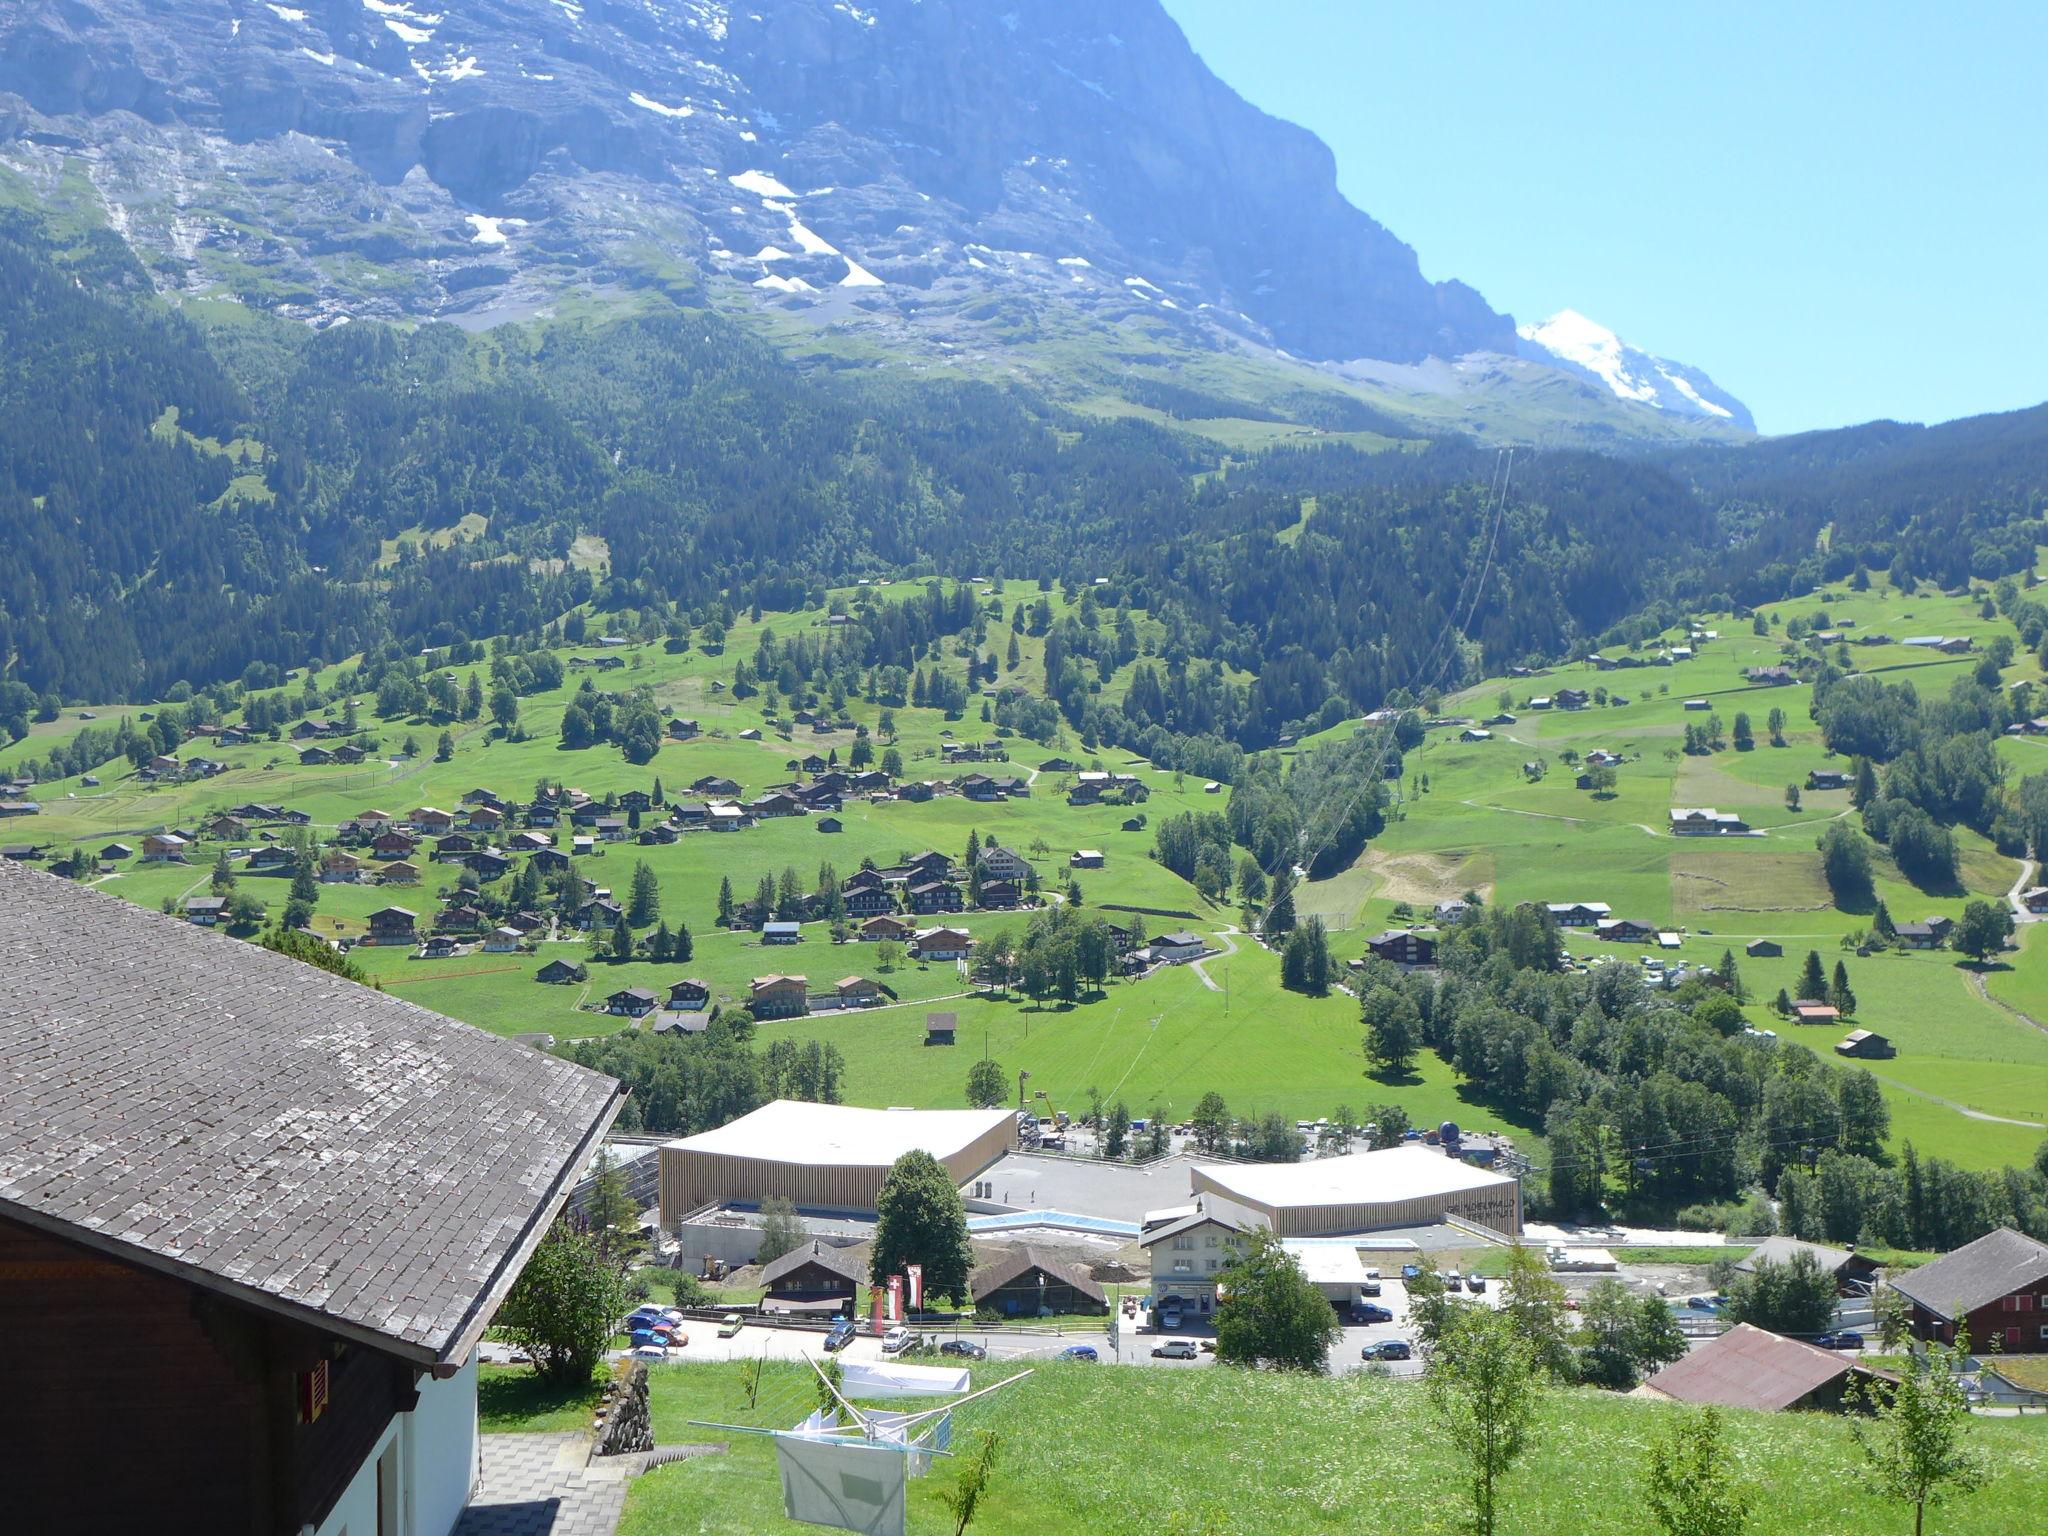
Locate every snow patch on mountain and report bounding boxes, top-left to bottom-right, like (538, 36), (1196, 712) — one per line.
(730, 169), (797, 200)
(1516, 310), (1753, 430)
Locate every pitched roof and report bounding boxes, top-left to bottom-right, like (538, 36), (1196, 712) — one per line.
(0, 861), (626, 1371)
(970, 1244), (1106, 1305)
(759, 1239), (869, 1290)
(1734, 1235), (1868, 1275)
(1889, 1227), (2048, 1321)
(1642, 1323), (1886, 1411)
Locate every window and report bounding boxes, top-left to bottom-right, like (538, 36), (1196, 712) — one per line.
(1171, 1235), (1193, 1251)
(1205, 1259), (1219, 1272)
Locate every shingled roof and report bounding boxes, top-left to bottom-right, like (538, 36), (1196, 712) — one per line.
(1889, 1227), (2048, 1322)
(1641, 1323), (1892, 1411)
(970, 1244), (1106, 1306)
(0, 862), (626, 1373)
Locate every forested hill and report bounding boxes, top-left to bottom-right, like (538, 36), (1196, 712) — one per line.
(3, 205), (2048, 755)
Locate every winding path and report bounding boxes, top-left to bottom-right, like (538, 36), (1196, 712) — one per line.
(2002, 856), (2041, 925)
(1189, 925), (1239, 993)
(1864, 1068), (2046, 1129)
(1964, 966), (2048, 1039)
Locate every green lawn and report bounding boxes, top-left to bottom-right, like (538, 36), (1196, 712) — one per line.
(472, 1359), (2047, 1536)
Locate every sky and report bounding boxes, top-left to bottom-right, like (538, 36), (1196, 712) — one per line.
(1159, 1), (2047, 436)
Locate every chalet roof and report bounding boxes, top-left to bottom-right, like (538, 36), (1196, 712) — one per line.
(1734, 1236), (1871, 1276)
(971, 1245), (1106, 1305)
(0, 862), (624, 1371)
(759, 1239), (869, 1290)
(1889, 1227), (2048, 1321)
(1642, 1323), (1890, 1411)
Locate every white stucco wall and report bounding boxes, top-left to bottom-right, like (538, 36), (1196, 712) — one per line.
(312, 1351), (478, 1536)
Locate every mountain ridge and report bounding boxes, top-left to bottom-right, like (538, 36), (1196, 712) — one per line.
(0, 0), (1748, 440)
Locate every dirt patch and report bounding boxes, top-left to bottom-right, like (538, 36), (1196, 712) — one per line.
(1671, 847), (1829, 912)
(1362, 849), (1496, 906)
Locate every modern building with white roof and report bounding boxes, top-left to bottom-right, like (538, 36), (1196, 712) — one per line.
(657, 1100), (1016, 1223)
(1190, 1144), (1521, 1236)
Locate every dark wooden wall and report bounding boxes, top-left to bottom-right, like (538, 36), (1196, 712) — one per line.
(0, 1213), (410, 1534)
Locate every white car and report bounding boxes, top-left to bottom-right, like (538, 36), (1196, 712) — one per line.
(630, 1344), (667, 1360)
(880, 1326), (911, 1354)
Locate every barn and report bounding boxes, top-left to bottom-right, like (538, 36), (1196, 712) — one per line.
(657, 1101), (1015, 1224)
(1189, 1144), (1521, 1237)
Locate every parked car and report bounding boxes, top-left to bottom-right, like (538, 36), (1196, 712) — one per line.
(1058, 1344), (1099, 1362)
(1159, 1305), (1183, 1330)
(823, 1320), (857, 1353)
(630, 1344), (668, 1360)
(1353, 1303), (1394, 1324)
(1152, 1339), (1200, 1360)
(1467, 1276), (1488, 1294)
(1443, 1272), (1464, 1292)
(881, 1326), (912, 1354)
(1816, 1330), (1865, 1350)
(717, 1313), (744, 1339)
(1400, 1264), (1422, 1281)
(1363, 1340), (1413, 1361)
(939, 1339), (988, 1360)
(1360, 1280), (1382, 1298)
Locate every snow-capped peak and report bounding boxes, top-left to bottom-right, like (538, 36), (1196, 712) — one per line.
(1517, 309), (1753, 431)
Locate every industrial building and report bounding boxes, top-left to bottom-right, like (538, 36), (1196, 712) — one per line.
(1189, 1144), (1521, 1237)
(658, 1100), (1015, 1225)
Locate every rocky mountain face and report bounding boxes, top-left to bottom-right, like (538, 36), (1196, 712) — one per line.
(0, 0), (1744, 433)
(1518, 310), (1755, 432)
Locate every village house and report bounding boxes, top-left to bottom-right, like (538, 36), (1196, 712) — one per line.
(1792, 1001), (1840, 1026)
(206, 814), (249, 841)
(909, 880), (965, 914)
(758, 1241), (866, 1318)
(364, 904), (417, 943)
(666, 978), (712, 1011)
(319, 848), (364, 883)
(748, 974), (810, 1018)
(977, 845), (1032, 883)
(418, 935), (461, 959)
(910, 926), (974, 961)
(1807, 769), (1853, 790)
(535, 958), (586, 985)
(668, 717), (699, 738)
(1891, 1228), (2048, 1354)
(1734, 1237), (1885, 1296)
(834, 976), (885, 1008)
(141, 832), (190, 863)
(845, 886), (897, 921)
(1149, 931), (1209, 963)
(1554, 688), (1590, 709)
(1070, 849), (1105, 869)
(762, 920), (803, 945)
(594, 817), (629, 842)
(860, 913), (916, 943)
(693, 775), (742, 798)
(977, 878), (1023, 909)
(1362, 929), (1437, 969)
(483, 927), (523, 954)
(1641, 1324), (1895, 1412)
(2023, 887), (2048, 915)
(604, 987), (658, 1019)
(1594, 917), (1657, 943)
(1895, 921), (1942, 950)
(1746, 666), (1798, 685)
(296, 745), (334, 767)
(183, 896), (227, 926)
(381, 860), (421, 885)
(1544, 901), (1611, 927)
(411, 807), (455, 834)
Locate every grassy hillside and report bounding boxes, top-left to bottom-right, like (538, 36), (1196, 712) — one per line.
(13, 570), (2048, 1175)
(475, 1359), (2043, 1536)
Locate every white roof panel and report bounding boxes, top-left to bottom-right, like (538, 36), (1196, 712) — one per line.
(1196, 1145), (1515, 1210)
(665, 1100), (1013, 1169)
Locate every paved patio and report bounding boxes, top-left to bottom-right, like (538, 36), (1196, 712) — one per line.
(452, 1434), (637, 1536)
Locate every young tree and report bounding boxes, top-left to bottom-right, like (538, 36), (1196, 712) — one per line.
(965, 1057), (1006, 1109)
(1732, 712), (1754, 751)
(1645, 1406), (1752, 1536)
(1723, 1251), (1836, 1336)
(1102, 1100), (1132, 1160)
(1428, 1302), (1541, 1536)
(1767, 706), (1787, 746)
(1785, 783), (1802, 812)
(673, 921), (693, 962)
(1851, 1332), (1989, 1536)
(1213, 1228), (1339, 1372)
(755, 1195), (809, 1266)
(870, 1149), (974, 1304)
(936, 1429), (1001, 1536)
(716, 875), (735, 928)
(436, 728), (454, 762)
(497, 1222), (625, 1386)
(1280, 916), (1333, 994)
(1500, 1243), (1576, 1382)
(1264, 867), (1297, 934)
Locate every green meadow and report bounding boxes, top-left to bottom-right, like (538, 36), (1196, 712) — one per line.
(15, 574), (2048, 1171)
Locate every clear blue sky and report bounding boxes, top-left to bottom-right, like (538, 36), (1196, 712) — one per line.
(1160, 1), (2047, 435)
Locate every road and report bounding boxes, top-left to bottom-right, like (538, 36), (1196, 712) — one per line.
(1188, 926), (1239, 994)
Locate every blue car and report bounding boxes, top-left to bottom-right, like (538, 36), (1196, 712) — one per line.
(1816, 1330), (1865, 1350)
(1399, 1264), (1422, 1281)
(1058, 1344), (1099, 1362)
(1363, 1340), (1413, 1362)
(1353, 1304), (1394, 1324)
(823, 1320), (857, 1353)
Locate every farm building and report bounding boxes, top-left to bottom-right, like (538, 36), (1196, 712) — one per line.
(1745, 938), (1782, 957)
(657, 1101), (1015, 1223)
(1836, 1030), (1894, 1059)
(1735, 1237), (1883, 1295)
(1640, 1325), (1894, 1412)
(971, 1246), (1107, 1317)
(1190, 1144), (1521, 1237)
